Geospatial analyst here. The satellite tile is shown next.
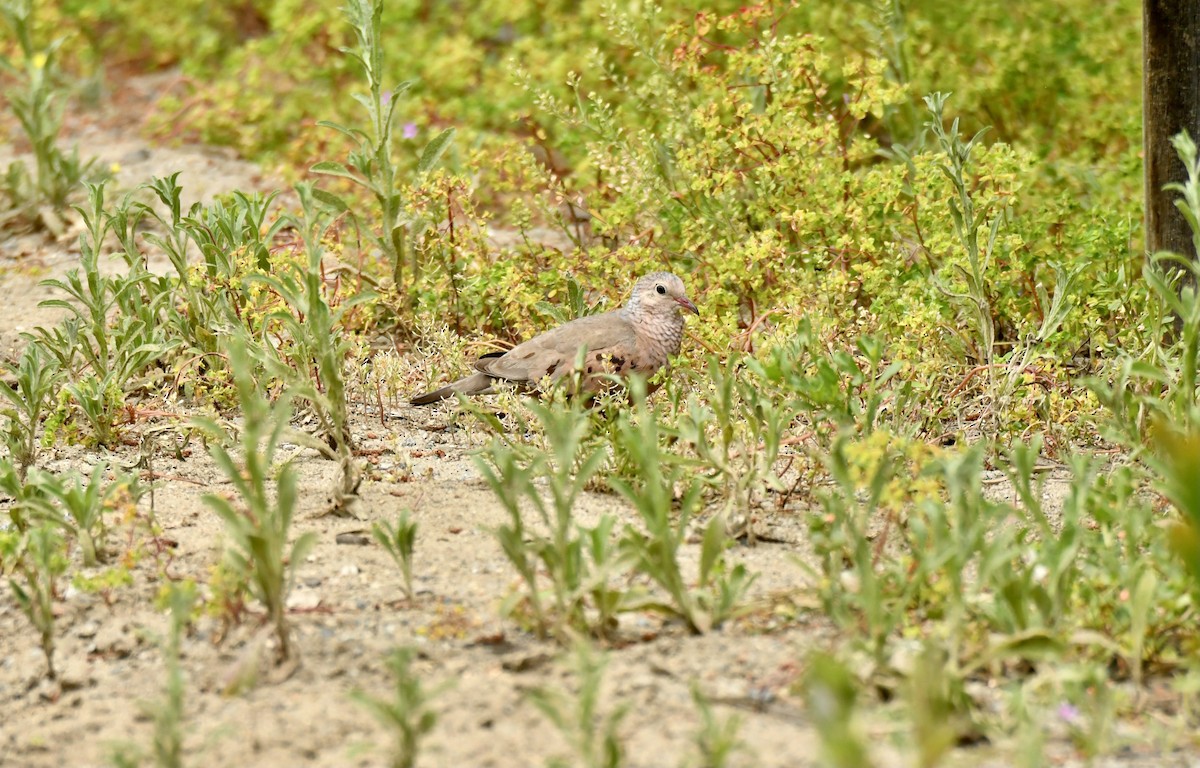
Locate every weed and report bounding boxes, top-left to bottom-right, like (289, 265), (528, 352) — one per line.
(903, 641), (973, 768)
(311, 0), (455, 310)
(111, 581), (197, 768)
(474, 399), (631, 640)
(1157, 427), (1200, 609)
(44, 461), (144, 567)
(0, 460), (57, 532)
(136, 174), (277, 360)
(0, 340), (61, 479)
(802, 652), (874, 768)
(610, 383), (756, 634)
(0, 0), (105, 230)
(747, 322), (909, 438)
(686, 682), (745, 768)
(3, 522), (68, 678)
(675, 355), (798, 541)
(195, 337), (317, 663)
(371, 509), (417, 601)
(528, 640), (627, 768)
(32, 181), (177, 446)
(352, 647), (442, 768)
(1091, 133), (1200, 454)
(247, 183), (373, 515)
(806, 433), (906, 658)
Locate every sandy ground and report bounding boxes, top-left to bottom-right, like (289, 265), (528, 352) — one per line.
(0, 74), (1196, 768)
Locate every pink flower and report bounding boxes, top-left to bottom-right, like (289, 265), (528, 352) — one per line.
(402, 122), (418, 139)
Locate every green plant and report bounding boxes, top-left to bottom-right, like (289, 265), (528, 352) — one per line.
(686, 682), (745, 768)
(1091, 133), (1200, 453)
(610, 383), (756, 634)
(111, 581), (198, 768)
(0, 0), (105, 230)
(674, 355), (798, 541)
(0, 340), (62, 479)
(46, 462), (143, 567)
(31, 181), (177, 446)
(474, 398), (632, 640)
(533, 274), (605, 325)
(802, 652), (874, 768)
(747, 322), (909, 438)
(195, 337), (317, 663)
(1157, 426), (1200, 605)
(352, 647), (442, 768)
(806, 432), (906, 658)
(0, 460), (57, 532)
(371, 510), (417, 601)
(904, 641), (973, 768)
(136, 174), (277, 361)
(4, 522), (68, 679)
(311, 0), (455, 309)
(528, 640), (627, 768)
(915, 93), (1002, 404)
(246, 183), (374, 515)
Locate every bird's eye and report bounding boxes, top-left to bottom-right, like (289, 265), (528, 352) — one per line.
(655, 284), (666, 295)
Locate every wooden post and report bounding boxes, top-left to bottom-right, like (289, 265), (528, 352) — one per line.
(1144, 0), (1200, 267)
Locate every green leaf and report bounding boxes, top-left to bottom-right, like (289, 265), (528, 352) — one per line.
(311, 188), (350, 213)
(314, 119), (369, 143)
(698, 515), (726, 586)
(417, 128), (456, 175)
(310, 161), (361, 181)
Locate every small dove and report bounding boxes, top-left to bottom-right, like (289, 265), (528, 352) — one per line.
(411, 272), (699, 405)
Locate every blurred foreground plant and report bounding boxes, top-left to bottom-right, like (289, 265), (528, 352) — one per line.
(528, 640), (627, 768)
(352, 647), (444, 768)
(112, 581), (198, 768)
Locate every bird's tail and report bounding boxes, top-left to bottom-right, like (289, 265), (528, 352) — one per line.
(410, 372), (494, 405)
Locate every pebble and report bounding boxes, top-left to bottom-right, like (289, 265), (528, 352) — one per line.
(286, 589), (322, 611)
(58, 657), (93, 692)
(335, 531), (372, 546)
(74, 621), (99, 639)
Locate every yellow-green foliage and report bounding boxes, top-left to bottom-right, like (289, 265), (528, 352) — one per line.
(22, 0), (1146, 440)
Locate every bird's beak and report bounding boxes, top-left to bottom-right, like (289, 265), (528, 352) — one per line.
(675, 296), (700, 316)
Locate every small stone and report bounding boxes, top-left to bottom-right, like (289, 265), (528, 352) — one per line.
(75, 621), (99, 639)
(335, 531), (372, 546)
(58, 657), (93, 692)
(501, 651), (553, 673)
(286, 589), (322, 611)
(120, 147), (152, 164)
(339, 564), (360, 576)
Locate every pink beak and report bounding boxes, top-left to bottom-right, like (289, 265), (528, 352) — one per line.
(675, 296), (700, 316)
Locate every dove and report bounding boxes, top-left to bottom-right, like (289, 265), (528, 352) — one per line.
(411, 272), (699, 405)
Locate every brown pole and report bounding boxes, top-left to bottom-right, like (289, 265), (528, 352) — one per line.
(1144, 0), (1200, 270)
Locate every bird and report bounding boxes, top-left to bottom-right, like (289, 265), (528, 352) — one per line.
(410, 271), (699, 405)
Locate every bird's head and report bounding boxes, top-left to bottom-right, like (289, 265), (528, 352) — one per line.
(628, 271), (699, 318)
